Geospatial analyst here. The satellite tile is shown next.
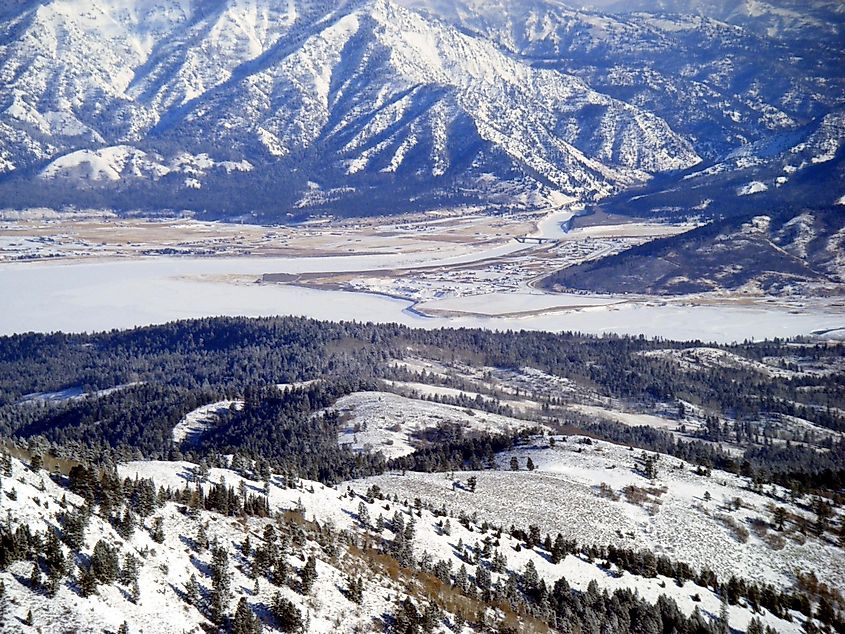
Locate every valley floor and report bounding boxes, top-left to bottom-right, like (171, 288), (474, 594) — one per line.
(0, 210), (842, 342)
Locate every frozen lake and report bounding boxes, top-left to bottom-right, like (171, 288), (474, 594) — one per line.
(2, 256), (843, 343)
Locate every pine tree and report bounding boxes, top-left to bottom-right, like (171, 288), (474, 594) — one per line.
(61, 507), (89, 550)
(300, 555), (317, 594)
(120, 553), (140, 586)
(196, 524), (209, 552)
(272, 558), (288, 587)
(357, 501), (370, 528)
(719, 591), (730, 634)
(130, 579), (141, 604)
(118, 621), (129, 634)
(25, 608), (34, 626)
(454, 564), (468, 592)
(526, 457), (535, 471)
(466, 476), (477, 493)
(185, 574), (199, 606)
(475, 565), (491, 595)
(233, 597), (259, 634)
(346, 574), (363, 604)
(747, 616), (765, 634)
(522, 559), (539, 594)
(30, 454), (43, 472)
(78, 563), (98, 597)
(91, 540), (119, 584)
(272, 593), (303, 632)
(29, 560), (42, 591)
(150, 517), (165, 543)
(210, 545), (231, 623)
(117, 508), (136, 539)
(510, 456), (519, 471)
(0, 580), (7, 624)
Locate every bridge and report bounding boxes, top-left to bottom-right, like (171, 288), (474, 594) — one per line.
(514, 236), (560, 245)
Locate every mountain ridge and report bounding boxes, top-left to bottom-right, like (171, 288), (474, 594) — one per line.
(0, 0), (841, 218)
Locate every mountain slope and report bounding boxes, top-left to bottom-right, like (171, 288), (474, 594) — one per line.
(399, 0), (845, 161)
(0, 0), (700, 217)
(540, 207), (845, 296)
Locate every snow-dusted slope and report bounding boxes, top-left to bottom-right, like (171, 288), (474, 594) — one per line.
(1, 450), (824, 633)
(0, 0), (703, 215)
(399, 0), (844, 161)
(362, 435), (845, 596)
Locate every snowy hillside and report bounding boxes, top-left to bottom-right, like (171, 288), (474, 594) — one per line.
(2, 446), (837, 633)
(541, 207), (845, 296)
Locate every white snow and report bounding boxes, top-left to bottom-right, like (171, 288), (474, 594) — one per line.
(335, 390), (544, 458)
(0, 257), (842, 342)
(361, 436), (845, 600)
(736, 181), (769, 196)
(172, 399), (244, 445)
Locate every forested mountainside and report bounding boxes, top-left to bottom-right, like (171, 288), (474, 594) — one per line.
(0, 0), (841, 217)
(1, 316), (845, 632)
(1, 317), (844, 489)
(4, 446), (839, 634)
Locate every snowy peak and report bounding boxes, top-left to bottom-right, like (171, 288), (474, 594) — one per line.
(0, 0), (701, 216)
(0, 0), (840, 217)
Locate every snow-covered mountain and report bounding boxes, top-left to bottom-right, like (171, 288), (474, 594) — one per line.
(0, 0), (840, 218)
(0, 0), (703, 217)
(400, 0), (845, 160)
(541, 207), (845, 296)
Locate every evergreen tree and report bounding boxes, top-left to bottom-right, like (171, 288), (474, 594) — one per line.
(466, 476), (477, 493)
(357, 501), (370, 528)
(510, 456), (519, 471)
(526, 457), (535, 471)
(272, 558), (288, 587)
(121, 553), (140, 586)
(78, 562), (98, 597)
(272, 593), (303, 632)
(61, 507), (89, 550)
(475, 565), (491, 595)
(210, 545), (231, 624)
(150, 517), (165, 543)
(185, 574), (200, 607)
(117, 508), (136, 539)
(91, 540), (119, 584)
(233, 596), (260, 634)
(0, 580), (7, 624)
(346, 574), (363, 604)
(300, 555), (318, 594)
(196, 524), (209, 552)
(118, 621), (129, 634)
(454, 563), (468, 592)
(130, 579), (141, 604)
(29, 561), (42, 591)
(719, 591), (730, 634)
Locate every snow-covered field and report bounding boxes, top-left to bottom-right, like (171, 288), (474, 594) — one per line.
(1, 436), (834, 634)
(641, 347), (800, 378)
(570, 404), (683, 431)
(335, 390), (544, 459)
(1, 257), (842, 341)
(361, 437), (845, 594)
(172, 400), (244, 446)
